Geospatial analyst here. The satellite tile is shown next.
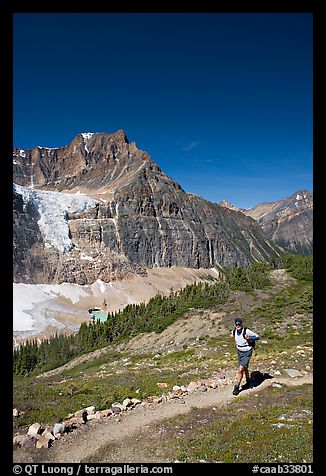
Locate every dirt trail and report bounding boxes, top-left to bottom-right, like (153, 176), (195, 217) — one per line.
(14, 374), (312, 463)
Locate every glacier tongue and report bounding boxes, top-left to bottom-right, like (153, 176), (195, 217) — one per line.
(14, 183), (98, 253)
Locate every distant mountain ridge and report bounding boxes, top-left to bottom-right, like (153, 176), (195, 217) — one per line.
(13, 130), (282, 285)
(220, 190), (313, 255)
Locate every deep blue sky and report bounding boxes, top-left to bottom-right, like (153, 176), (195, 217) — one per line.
(13, 13), (313, 209)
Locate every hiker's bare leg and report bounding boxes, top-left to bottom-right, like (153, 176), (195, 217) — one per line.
(244, 366), (250, 383)
(236, 365), (245, 385)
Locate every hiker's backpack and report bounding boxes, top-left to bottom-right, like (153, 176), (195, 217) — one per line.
(232, 326), (256, 349)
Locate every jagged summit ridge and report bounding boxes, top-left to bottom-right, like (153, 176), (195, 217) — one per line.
(13, 130), (152, 195)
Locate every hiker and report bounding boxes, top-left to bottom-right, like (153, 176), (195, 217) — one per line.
(230, 317), (259, 395)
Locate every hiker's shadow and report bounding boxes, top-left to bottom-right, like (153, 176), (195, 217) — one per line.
(240, 370), (274, 392)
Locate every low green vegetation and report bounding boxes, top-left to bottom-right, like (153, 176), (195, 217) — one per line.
(161, 384), (313, 463)
(13, 348), (203, 427)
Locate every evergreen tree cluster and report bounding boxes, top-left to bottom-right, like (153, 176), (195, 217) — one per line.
(281, 253), (313, 281)
(13, 254), (312, 376)
(224, 261), (273, 291)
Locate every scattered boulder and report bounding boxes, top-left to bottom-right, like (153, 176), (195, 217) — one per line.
(74, 410), (88, 423)
(284, 368), (302, 378)
(112, 402), (126, 412)
(198, 385), (207, 392)
(13, 408), (20, 417)
(271, 423), (295, 429)
(122, 398), (133, 408)
(53, 423), (65, 438)
(63, 416), (86, 430)
(187, 381), (200, 392)
(94, 411), (104, 420)
(36, 435), (52, 448)
(131, 398), (141, 406)
(27, 423), (41, 438)
(205, 379), (218, 389)
(41, 428), (55, 441)
(13, 434), (26, 448)
(21, 435), (37, 448)
(145, 396), (163, 404)
(86, 414), (97, 421)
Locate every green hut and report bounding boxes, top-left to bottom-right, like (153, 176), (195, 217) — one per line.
(88, 308), (108, 323)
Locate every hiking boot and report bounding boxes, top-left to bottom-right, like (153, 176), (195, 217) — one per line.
(232, 384), (240, 396)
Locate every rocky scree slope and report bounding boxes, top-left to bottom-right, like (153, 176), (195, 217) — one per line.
(13, 131), (282, 285)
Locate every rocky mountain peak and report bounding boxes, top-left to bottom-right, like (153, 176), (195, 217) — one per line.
(13, 130), (284, 285)
(243, 190), (313, 255)
(291, 189), (312, 203)
(76, 129), (130, 146)
(219, 199), (242, 212)
(12, 130), (151, 194)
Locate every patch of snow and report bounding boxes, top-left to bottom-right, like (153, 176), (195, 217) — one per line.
(81, 132), (94, 140)
(13, 183), (99, 253)
(80, 253), (94, 262)
(19, 150), (26, 158)
(296, 193), (307, 201)
(37, 146), (59, 150)
(91, 279), (107, 295)
(13, 284), (56, 331)
(13, 283), (90, 334)
(45, 283), (89, 304)
(210, 268), (219, 275)
(81, 133), (95, 153)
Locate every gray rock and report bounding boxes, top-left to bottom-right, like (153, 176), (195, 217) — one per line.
(13, 434), (26, 448)
(53, 423), (65, 437)
(271, 423), (295, 429)
(284, 369), (302, 378)
(21, 435), (37, 448)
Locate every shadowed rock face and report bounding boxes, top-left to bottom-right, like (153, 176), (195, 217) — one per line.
(13, 131), (282, 284)
(242, 191), (313, 256)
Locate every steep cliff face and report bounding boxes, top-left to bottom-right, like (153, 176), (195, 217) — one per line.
(13, 131), (282, 284)
(242, 190), (313, 255)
